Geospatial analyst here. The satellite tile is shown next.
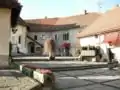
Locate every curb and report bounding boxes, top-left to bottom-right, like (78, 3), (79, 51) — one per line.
(11, 63), (55, 86)
(19, 64), (109, 72)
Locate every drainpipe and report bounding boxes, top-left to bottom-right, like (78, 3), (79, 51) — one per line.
(9, 42), (13, 65)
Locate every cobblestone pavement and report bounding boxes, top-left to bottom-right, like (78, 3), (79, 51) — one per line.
(0, 70), (41, 90)
(54, 68), (120, 90)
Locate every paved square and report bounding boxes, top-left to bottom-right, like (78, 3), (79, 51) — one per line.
(55, 77), (93, 89)
(59, 70), (94, 77)
(64, 84), (120, 90)
(54, 72), (68, 78)
(84, 84), (119, 90)
(54, 68), (120, 90)
(103, 79), (120, 88)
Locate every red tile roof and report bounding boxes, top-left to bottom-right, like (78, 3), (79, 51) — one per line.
(26, 18), (58, 25)
(25, 12), (100, 32)
(76, 7), (120, 38)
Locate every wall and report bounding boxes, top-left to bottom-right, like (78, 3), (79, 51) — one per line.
(28, 32), (52, 45)
(111, 47), (120, 63)
(79, 35), (118, 61)
(51, 28), (82, 55)
(27, 32), (52, 53)
(11, 25), (28, 54)
(28, 28), (82, 55)
(0, 8), (11, 67)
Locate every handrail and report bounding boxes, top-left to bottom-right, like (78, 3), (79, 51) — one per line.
(27, 35), (43, 48)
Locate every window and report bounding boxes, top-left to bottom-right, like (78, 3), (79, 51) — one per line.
(55, 34), (57, 40)
(36, 47), (41, 51)
(18, 36), (21, 44)
(63, 32), (69, 40)
(41, 34), (45, 39)
(34, 35), (37, 40)
(63, 34), (65, 40)
(66, 32), (69, 40)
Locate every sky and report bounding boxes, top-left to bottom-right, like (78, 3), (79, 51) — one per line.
(19, 0), (120, 19)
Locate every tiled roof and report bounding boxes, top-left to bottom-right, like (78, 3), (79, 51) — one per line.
(25, 12), (100, 32)
(27, 23), (80, 32)
(76, 7), (120, 38)
(25, 18), (58, 25)
(60, 12), (101, 26)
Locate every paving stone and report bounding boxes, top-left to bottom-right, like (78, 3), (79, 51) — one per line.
(103, 79), (120, 88)
(87, 68), (108, 74)
(55, 77), (93, 89)
(54, 72), (68, 78)
(63, 87), (88, 90)
(77, 74), (120, 83)
(88, 68), (120, 75)
(85, 84), (119, 90)
(99, 71), (120, 76)
(59, 70), (94, 77)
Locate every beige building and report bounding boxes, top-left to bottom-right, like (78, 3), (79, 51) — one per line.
(0, 0), (22, 68)
(11, 18), (29, 55)
(25, 11), (100, 56)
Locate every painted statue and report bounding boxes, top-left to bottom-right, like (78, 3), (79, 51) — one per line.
(44, 38), (56, 60)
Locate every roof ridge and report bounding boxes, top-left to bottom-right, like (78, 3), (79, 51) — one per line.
(24, 12), (101, 21)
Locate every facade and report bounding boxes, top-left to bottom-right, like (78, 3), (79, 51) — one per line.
(76, 5), (120, 62)
(11, 18), (28, 55)
(25, 11), (100, 56)
(0, 0), (21, 68)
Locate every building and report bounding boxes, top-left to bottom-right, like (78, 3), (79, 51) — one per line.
(11, 18), (29, 55)
(0, 0), (22, 68)
(25, 10), (100, 56)
(76, 5), (120, 62)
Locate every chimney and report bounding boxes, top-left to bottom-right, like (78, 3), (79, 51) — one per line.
(116, 4), (119, 7)
(45, 16), (47, 19)
(84, 10), (88, 15)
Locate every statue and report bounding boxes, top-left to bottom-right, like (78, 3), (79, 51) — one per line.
(44, 38), (56, 60)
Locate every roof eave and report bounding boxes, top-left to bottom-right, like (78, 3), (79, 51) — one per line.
(77, 28), (120, 38)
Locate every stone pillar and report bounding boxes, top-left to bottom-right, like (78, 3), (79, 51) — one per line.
(0, 9), (11, 68)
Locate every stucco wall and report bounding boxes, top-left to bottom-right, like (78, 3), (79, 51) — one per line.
(111, 47), (120, 63)
(79, 35), (120, 62)
(28, 32), (52, 45)
(0, 8), (11, 67)
(80, 35), (104, 46)
(11, 25), (28, 54)
(28, 28), (81, 55)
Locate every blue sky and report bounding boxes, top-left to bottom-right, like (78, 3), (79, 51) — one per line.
(19, 0), (120, 19)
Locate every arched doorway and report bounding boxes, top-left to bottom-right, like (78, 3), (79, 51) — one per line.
(28, 42), (35, 53)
